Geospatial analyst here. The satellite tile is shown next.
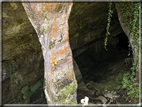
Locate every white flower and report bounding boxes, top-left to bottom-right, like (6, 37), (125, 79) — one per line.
(81, 96), (89, 105)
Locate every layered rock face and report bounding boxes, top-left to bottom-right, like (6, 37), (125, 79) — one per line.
(69, 3), (123, 59)
(2, 3), (44, 103)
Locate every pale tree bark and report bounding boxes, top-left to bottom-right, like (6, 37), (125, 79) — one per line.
(22, 2), (77, 104)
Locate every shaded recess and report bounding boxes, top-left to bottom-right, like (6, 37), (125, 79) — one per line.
(69, 2), (133, 104)
(2, 3), (46, 104)
(73, 32), (132, 83)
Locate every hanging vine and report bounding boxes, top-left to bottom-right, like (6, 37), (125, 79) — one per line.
(104, 2), (113, 51)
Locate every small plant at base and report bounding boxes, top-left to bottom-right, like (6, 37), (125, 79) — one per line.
(122, 71), (139, 99)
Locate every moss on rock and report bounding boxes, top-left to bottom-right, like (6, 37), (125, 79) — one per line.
(57, 82), (77, 104)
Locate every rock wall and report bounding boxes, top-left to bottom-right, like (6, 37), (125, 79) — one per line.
(69, 3), (123, 59)
(2, 3), (44, 103)
(115, 3), (140, 81)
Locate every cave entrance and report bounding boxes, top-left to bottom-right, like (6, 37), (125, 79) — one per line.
(72, 32), (133, 84)
(68, 2), (134, 104)
(71, 32), (133, 104)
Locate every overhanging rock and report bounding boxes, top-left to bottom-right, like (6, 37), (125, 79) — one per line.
(22, 3), (77, 104)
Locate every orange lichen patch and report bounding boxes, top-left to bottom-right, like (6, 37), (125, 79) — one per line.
(56, 41), (60, 45)
(49, 41), (69, 57)
(41, 3), (50, 11)
(49, 3), (56, 12)
(67, 72), (73, 79)
(49, 34), (53, 40)
(51, 64), (56, 71)
(41, 3), (56, 19)
(53, 23), (59, 36)
(61, 15), (67, 22)
(70, 73), (73, 78)
(51, 57), (56, 64)
(54, 22), (59, 32)
(59, 44), (69, 55)
(59, 49), (65, 55)
(50, 3), (64, 13)
(50, 56), (56, 71)
(49, 22), (59, 40)
(60, 24), (69, 41)
(30, 3), (36, 10)
(63, 32), (69, 41)
(51, 63), (56, 71)
(59, 72), (63, 75)
(50, 71), (54, 78)
(67, 74), (70, 79)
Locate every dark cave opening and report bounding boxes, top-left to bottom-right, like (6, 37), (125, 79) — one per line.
(72, 32), (133, 84)
(117, 33), (129, 51)
(116, 32), (132, 56)
(68, 3), (132, 85)
(70, 31), (134, 104)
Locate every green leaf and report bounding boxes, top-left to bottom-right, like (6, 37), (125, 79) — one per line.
(30, 80), (42, 94)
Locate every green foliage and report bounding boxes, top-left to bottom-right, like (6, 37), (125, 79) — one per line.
(21, 86), (29, 94)
(20, 78), (43, 102)
(104, 2), (113, 51)
(131, 62), (137, 72)
(59, 82), (75, 97)
(122, 72), (131, 89)
(30, 78), (42, 94)
(43, 6), (48, 18)
(116, 86), (121, 90)
(66, 93), (71, 100)
(41, 6), (49, 34)
(41, 93), (44, 97)
(57, 82), (77, 104)
(41, 26), (44, 34)
(122, 70), (139, 99)
(116, 3), (140, 82)
(117, 3), (140, 44)
(21, 86), (29, 100)
(3, 60), (9, 67)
